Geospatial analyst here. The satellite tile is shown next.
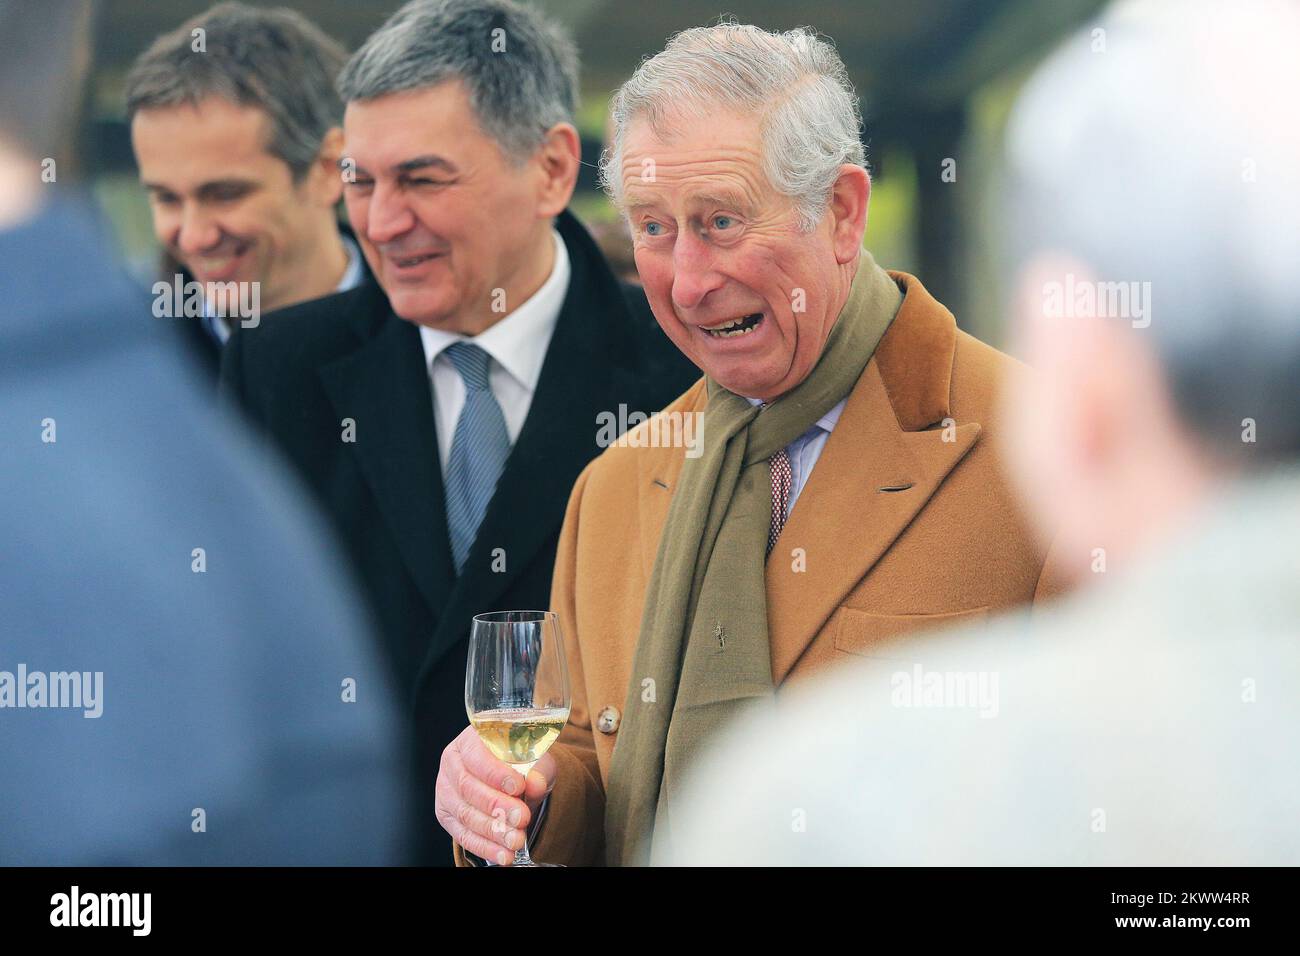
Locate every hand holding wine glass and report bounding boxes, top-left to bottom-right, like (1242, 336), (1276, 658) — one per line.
(435, 726), (556, 865)
(437, 610), (571, 866)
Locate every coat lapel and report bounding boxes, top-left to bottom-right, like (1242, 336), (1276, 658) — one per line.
(317, 290), (456, 622)
(636, 381), (707, 580)
(766, 272), (980, 681)
(764, 361), (980, 682)
(630, 272), (982, 684)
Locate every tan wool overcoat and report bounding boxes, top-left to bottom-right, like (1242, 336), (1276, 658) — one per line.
(456, 271), (1066, 866)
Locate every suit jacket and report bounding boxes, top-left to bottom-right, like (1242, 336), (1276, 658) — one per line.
(170, 222), (371, 386)
(457, 270), (1069, 865)
(2, 200), (409, 865)
(220, 209), (699, 865)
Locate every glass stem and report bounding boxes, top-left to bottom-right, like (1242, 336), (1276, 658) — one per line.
(511, 760), (536, 867)
(514, 840), (533, 866)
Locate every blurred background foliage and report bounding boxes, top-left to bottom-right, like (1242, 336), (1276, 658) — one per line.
(85, 0), (1106, 344)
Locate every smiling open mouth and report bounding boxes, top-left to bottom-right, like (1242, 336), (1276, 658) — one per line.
(191, 240), (251, 276)
(392, 252), (442, 268)
(701, 313), (763, 338)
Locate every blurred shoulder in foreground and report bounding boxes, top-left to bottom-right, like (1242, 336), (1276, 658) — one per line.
(670, 469), (1300, 865)
(0, 196), (410, 864)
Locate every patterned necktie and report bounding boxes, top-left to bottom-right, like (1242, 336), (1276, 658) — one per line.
(767, 447), (793, 558)
(443, 342), (511, 574)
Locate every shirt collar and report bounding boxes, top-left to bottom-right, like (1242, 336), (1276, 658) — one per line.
(418, 229), (569, 392)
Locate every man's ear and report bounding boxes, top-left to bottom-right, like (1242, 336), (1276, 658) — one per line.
(829, 164), (870, 264)
(308, 126), (345, 206)
(533, 122), (580, 219)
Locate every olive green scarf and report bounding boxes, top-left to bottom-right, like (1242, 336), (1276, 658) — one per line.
(603, 254), (903, 865)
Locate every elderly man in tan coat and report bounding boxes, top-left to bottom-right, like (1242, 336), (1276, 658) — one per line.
(436, 22), (1065, 866)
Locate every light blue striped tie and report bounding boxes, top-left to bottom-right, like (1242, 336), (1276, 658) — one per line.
(442, 342), (511, 574)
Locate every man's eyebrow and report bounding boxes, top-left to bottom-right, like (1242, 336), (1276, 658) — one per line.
(141, 179), (257, 195)
(393, 155), (459, 175)
(623, 197), (660, 215)
(690, 191), (752, 213)
(624, 192), (754, 218)
(195, 179), (257, 194)
(338, 155), (460, 177)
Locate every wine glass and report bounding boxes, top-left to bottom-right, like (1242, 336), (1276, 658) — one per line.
(465, 610), (571, 867)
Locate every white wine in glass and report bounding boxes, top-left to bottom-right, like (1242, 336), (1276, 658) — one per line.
(466, 610), (570, 867)
(470, 706), (568, 777)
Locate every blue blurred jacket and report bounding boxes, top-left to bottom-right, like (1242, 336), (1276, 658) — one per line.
(0, 199), (411, 865)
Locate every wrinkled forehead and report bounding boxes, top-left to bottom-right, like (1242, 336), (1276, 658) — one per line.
(343, 82), (493, 168)
(618, 111), (770, 211)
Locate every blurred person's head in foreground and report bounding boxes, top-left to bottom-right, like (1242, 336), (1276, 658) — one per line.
(1002, 0), (1300, 582)
(126, 2), (351, 312)
(599, 21), (872, 403)
(0, 0), (91, 232)
(336, 0), (580, 333)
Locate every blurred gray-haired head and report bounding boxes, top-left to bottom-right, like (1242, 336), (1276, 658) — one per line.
(124, 2), (347, 182)
(599, 21), (865, 232)
(0, 0), (92, 159)
(337, 0), (578, 166)
(1005, 0), (1300, 461)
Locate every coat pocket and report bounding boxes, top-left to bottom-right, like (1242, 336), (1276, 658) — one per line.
(831, 605), (990, 657)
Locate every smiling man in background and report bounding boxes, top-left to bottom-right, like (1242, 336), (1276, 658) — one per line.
(436, 22), (1068, 866)
(127, 2), (367, 382)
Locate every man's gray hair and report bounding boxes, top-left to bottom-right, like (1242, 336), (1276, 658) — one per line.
(1005, 0), (1300, 461)
(599, 22), (865, 232)
(125, 2), (347, 181)
(337, 0), (578, 165)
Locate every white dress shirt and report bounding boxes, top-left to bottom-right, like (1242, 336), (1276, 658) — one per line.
(418, 229), (570, 471)
(748, 395), (848, 516)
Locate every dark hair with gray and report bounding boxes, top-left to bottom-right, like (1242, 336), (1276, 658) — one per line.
(599, 22), (865, 232)
(1004, 0), (1300, 462)
(125, 2), (347, 181)
(336, 0), (578, 165)
(0, 0), (92, 158)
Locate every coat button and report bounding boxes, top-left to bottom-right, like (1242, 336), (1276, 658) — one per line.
(596, 706), (621, 735)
